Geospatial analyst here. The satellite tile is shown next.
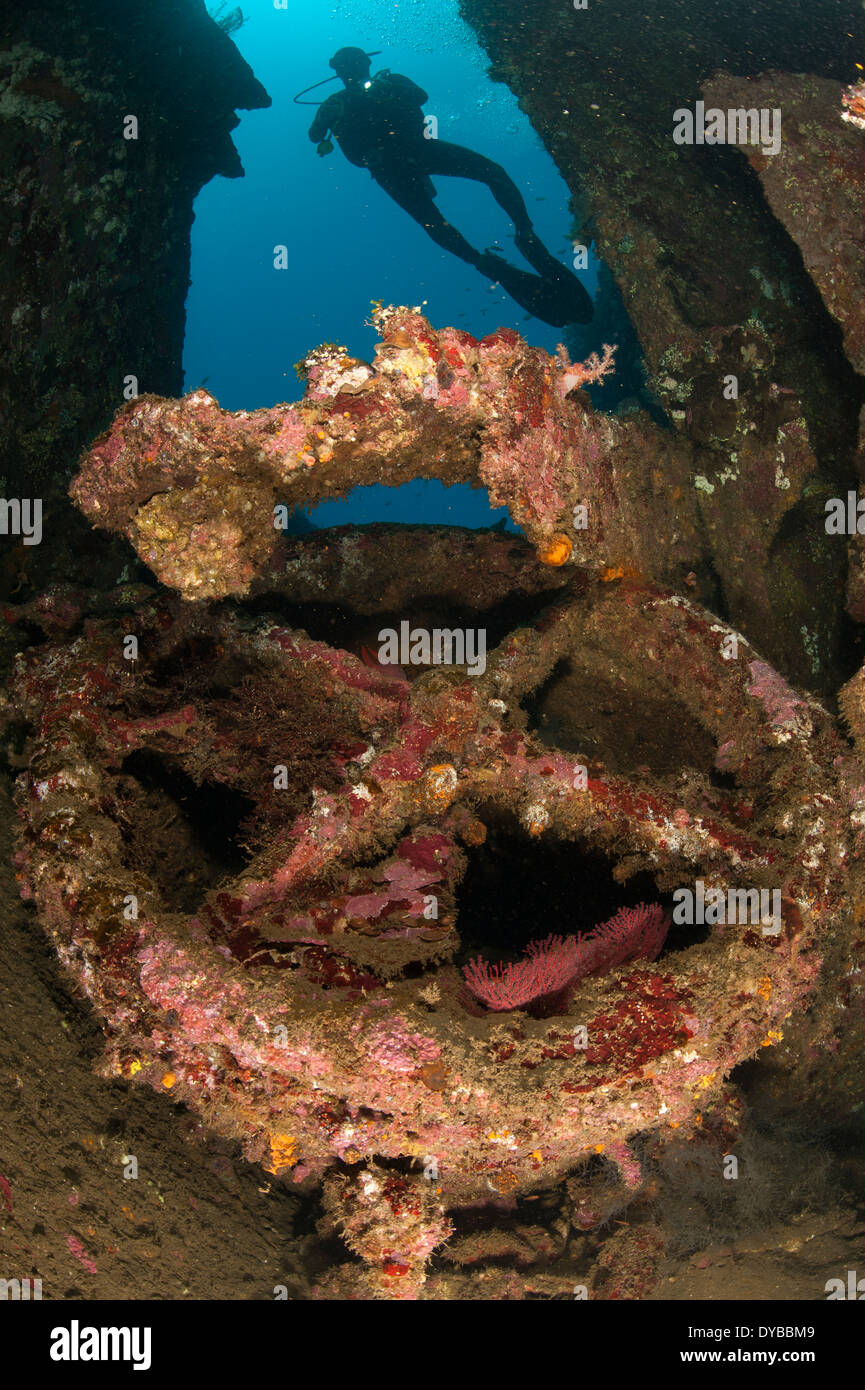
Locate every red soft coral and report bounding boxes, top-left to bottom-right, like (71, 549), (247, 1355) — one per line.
(462, 902), (669, 1012)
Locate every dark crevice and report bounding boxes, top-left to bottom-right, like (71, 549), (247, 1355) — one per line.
(454, 814), (684, 967)
(120, 748), (255, 876)
(238, 588), (567, 659)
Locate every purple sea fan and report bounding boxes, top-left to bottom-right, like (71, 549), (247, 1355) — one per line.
(462, 902), (670, 1012)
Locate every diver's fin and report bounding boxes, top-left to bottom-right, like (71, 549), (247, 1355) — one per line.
(543, 262), (594, 325)
(479, 251), (592, 328)
(513, 231), (594, 325)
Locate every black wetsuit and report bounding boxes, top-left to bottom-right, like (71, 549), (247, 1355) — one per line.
(309, 71), (593, 326)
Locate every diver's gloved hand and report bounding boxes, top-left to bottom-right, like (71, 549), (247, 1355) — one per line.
(317, 139), (334, 156)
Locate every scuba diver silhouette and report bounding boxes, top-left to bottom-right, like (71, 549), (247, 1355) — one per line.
(306, 48), (593, 328)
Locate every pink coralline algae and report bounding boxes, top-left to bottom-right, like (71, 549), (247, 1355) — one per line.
(71, 305), (698, 601)
(366, 1018), (441, 1074)
(9, 511), (864, 1299)
(66, 1235), (98, 1275)
(746, 660), (806, 735)
(463, 904), (670, 1011)
(9, 311), (865, 1298)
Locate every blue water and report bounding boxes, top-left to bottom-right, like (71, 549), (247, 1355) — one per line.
(183, 0), (600, 530)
